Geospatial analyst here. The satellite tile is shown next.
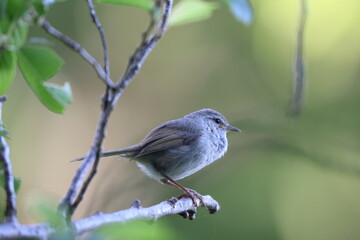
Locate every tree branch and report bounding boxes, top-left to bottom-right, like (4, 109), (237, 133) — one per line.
(85, 0), (111, 81)
(0, 0), (221, 238)
(39, 18), (114, 88)
(0, 196), (220, 239)
(60, 0), (173, 216)
(58, 88), (116, 215)
(115, 0), (172, 91)
(287, 0), (307, 116)
(69, 88), (115, 212)
(0, 97), (18, 224)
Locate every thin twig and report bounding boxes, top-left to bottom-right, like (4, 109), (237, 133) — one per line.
(70, 87), (115, 211)
(287, 0), (307, 116)
(0, 97), (18, 224)
(59, 88), (115, 214)
(61, 0), (114, 212)
(85, 0), (111, 81)
(0, 196), (220, 239)
(115, 0), (172, 91)
(39, 18), (114, 88)
(141, 1), (161, 43)
(69, 0), (173, 214)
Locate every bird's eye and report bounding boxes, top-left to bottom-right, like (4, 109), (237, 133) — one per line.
(214, 118), (221, 124)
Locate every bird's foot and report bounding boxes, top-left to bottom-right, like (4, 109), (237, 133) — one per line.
(177, 188), (207, 210)
(160, 177), (216, 216)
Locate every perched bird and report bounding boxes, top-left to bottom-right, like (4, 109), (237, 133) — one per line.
(73, 109), (240, 207)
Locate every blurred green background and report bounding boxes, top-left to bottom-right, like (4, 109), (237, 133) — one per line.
(2, 0), (360, 239)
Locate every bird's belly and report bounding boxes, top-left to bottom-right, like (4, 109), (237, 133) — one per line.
(165, 145), (211, 179)
(136, 143), (225, 181)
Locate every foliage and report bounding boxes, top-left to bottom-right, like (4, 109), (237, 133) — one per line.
(0, 0), (252, 113)
(0, 172), (21, 194)
(1, 0), (359, 239)
(169, 0), (219, 27)
(0, 0), (71, 113)
(0, 0), (257, 237)
(17, 46), (71, 113)
(97, 0), (154, 11)
(100, 0), (253, 26)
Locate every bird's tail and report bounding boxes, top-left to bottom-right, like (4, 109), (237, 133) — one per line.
(70, 146), (138, 162)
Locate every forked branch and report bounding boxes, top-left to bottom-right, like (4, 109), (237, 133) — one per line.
(58, 0), (173, 217)
(0, 196), (219, 239)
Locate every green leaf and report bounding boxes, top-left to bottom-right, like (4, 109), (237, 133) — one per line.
(0, 172), (4, 189)
(0, 50), (16, 95)
(0, 16), (10, 34)
(0, 130), (9, 138)
(30, 197), (65, 228)
(44, 82), (72, 106)
(30, 196), (75, 238)
(97, 0), (153, 11)
(0, 0), (7, 20)
(32, 0), (58, 14)
(223, 0), (253, 25)
(169, 0), (218, 27)
(34, 202), (63, 227)
(14, 177), (21, 192)
(0, 124), (9, 139)
(6, 0), (30, 20)
(18, 45), (63, 82)
(32, 2), (46, 16)
(17, 45), (72, 113)
(8, 19), (28, 49)
(0, 172), (21, 193)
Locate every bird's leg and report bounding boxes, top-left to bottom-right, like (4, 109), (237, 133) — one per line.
(160, 174), (206, 208)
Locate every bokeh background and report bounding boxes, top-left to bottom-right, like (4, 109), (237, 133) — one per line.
(1, 0), (360, 239)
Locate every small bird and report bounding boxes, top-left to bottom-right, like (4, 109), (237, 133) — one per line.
(73, 109), (240, 207)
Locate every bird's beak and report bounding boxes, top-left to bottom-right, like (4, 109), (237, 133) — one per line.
(225, 125), (241, 132)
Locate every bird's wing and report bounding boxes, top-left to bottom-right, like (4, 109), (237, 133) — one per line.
(135, 122), (201, 158)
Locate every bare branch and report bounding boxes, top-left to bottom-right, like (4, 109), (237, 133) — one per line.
(0, 196), (220, 239)
(85, 0), (111, 81)
(0, 0), (220, 239)
(287, 0), (307, 116)
(39, 18), (114, 88)
(74, 196), (220, 234)
(69, 89), (115, 212)
(141, 1), (161, 43)
(39, 11), (118, 214)
(0, 222), (51, 240)
(66, 0), (173, 215)
(65, 0), (114, 211)
(115, 0), (172, 91)
(0, 97), (18, 224)
(59, 88), (115, 214)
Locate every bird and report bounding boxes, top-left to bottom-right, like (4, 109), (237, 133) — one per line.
(73, 109), (240, 207)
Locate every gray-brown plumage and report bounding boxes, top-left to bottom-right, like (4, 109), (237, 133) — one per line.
(73, 109), (240, 207)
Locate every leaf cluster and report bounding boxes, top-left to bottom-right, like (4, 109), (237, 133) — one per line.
(0, 0), (72, 113)
(101, 0), (253, 26)
(0, 0), (254, 234)
(0, 0), (252, 113)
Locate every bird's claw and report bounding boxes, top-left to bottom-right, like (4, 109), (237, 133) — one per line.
(177, 188), (210, 212)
